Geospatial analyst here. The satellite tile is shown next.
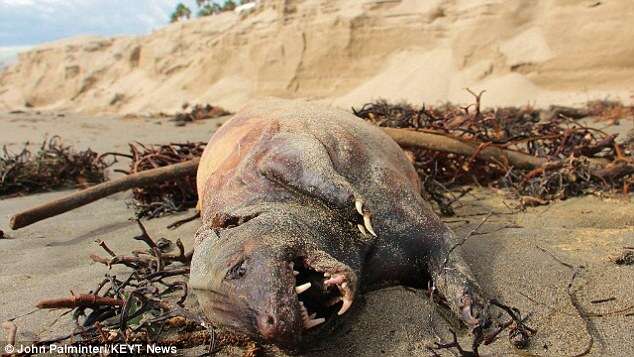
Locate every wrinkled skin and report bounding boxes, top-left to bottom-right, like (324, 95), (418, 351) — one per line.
(189, 99), (489, 349)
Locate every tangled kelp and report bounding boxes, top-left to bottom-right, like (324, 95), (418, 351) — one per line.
(171, 103), (231, 126)
(0, 136), (110, 197)
(352, 96), (633, 213)
(115, 142), (206, 218)
(27, 221), (260, 356)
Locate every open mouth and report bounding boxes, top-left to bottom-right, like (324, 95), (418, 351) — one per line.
(288, 258), (354, 331)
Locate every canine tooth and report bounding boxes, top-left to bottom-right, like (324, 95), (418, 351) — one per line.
(289, 262), (294, 269)
(363, 214), (377, 237)
(324, 272), (331, 277)
(295, 282), (311, 294)
(338, 298), (353, 315)
(355, 200), (364, 215)
(304, 317), (326, 329)
(309, 312), (316, 319)
(357, 224), (367, 236)
(293, 270), (299, 276)
(341, 282), (348, 289)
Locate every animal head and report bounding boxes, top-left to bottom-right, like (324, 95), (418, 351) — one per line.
(189, 221), (358, 349)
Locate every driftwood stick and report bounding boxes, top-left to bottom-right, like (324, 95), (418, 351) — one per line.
(36, 294), (125, 309)
(382, 127), (546, 170)
(9, 158), (199, 230)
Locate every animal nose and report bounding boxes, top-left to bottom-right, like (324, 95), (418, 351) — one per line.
(257, 314), (281, 340)
(257, 313), (300, 347)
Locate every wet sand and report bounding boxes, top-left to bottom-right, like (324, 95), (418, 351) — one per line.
(1, 111), (632, 356)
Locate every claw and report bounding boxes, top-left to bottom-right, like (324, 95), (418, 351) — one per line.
(363, 213), (377, 237)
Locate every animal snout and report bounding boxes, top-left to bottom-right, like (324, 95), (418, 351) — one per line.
(257, 313), (297, 345)
(258, 314), (281, 339)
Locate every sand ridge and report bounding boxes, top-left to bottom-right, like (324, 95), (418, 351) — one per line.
(1, 0), (634, 114)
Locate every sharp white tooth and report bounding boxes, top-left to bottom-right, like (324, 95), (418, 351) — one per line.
(324, 272), (331, 277)
(289, 262), (294, 269)
(338, 298), (353, 315)
(355, 200), (364, 215)
(341, 282), (348, 289)
(309, 312), (316, 319)
(304, 318), (326, 329)
(295, 282), (311, 294)
(293, 270), (299, 276)
(363, 214), (377, 237)
(357, 224), (367, 236)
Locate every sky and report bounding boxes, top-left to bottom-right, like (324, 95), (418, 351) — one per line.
(0, 0), (202, 47)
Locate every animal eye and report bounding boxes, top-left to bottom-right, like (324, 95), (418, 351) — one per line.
(226, 259), (247, 280)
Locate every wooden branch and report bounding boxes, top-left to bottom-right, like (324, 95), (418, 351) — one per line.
(382, 127), (546, 170)
(36, 294), (125, 309)
(9, 158), (199, 230)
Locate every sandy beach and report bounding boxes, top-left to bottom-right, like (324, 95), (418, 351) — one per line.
(0, 111), (632, 356)
(1, 0), (633, 355)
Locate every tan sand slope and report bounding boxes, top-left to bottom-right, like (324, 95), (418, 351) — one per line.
(1, 0), (634, 115)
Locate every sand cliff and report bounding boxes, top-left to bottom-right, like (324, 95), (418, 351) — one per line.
(1, 0), (633, 114)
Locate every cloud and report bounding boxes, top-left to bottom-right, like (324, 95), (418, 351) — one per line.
(0, 0), (199, 46)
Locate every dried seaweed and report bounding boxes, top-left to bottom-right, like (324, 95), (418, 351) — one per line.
(586, 100), (634, 124)
(353, 95), (633, 213)
(609, 247), (634, 265)
(116, 142), (206, 219)
(171, 103), (231, 126)
(0, 136), (111, 197)
(28, 221), (258, 356)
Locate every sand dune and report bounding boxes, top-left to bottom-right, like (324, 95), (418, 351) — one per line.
(1, 0), (633, 114)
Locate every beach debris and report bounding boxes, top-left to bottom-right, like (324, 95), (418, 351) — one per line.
(36, 294), (125, 309)
(171, 103), (231, 126)
(116, 142), (205, 219)
(428, 300), (536, 357)
(609, 247), (634, 265)
(0, 136), (111, 198)
(586, 100), (634, 124)
(9, 159), (199, 230)
(25, 221), (258, 355)
(353, 93), (633, 214)
(536, 245), (597, 357)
